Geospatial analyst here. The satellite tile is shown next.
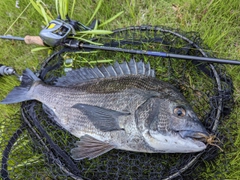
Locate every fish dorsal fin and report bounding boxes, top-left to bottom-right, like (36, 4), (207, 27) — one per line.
(54, 59), (155, 87)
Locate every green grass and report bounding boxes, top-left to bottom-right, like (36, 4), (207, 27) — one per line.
(0, 0), (240, 179)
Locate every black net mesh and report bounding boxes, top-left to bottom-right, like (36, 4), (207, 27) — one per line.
(0, 26), (236, 180)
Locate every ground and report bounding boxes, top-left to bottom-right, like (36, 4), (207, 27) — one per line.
(0, 0), (239, 179)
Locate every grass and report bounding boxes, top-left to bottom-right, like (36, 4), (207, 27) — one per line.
(0, 0), (239, 179)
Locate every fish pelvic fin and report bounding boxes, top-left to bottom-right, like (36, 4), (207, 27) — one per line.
(1, 68), (41, 104)
(71, 135), (115, 160)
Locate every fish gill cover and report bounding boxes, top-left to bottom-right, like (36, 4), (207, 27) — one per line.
(0, 26), (236, 180)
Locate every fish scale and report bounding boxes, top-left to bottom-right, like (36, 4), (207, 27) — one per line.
(38, 84), (147, 141)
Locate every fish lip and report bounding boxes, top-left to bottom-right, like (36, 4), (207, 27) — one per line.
(149, 130), (207, 151)
(184, 136), (207, 150)
(178, 131), (208, 149)
(178, 130), (209, 141)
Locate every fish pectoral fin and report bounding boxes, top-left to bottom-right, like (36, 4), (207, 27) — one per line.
(71, 135), (115, 160)
(72, 103), (130, 131)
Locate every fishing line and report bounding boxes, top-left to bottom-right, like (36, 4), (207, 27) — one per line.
(4, 2), (31, 35)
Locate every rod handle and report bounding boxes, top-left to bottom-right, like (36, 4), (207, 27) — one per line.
(24, 35), (45, 46)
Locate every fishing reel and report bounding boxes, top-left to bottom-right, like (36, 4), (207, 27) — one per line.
(39, 19), (75, 47)
(39, 17), (98, 47)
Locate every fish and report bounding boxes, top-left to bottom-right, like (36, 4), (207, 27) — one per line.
(1, 59), (208, 160)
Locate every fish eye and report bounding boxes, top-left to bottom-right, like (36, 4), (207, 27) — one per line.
(174, 107), (186, 117)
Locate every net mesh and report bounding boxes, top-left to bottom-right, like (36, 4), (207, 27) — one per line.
(0, 25), (236, 180)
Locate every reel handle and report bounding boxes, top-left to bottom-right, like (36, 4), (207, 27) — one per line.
(24, 35), (45, 46)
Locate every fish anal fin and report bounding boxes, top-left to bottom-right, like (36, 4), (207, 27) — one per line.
(71, 135), (115, 160)
(72, 103), (130, 132)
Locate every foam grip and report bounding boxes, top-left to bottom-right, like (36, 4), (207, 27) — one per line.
(24, 35), (45, 46)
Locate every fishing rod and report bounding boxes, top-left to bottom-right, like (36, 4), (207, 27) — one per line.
(0, 65), (16, 76)
(1, 19), (240, 65)
(78, 43), (240, 65)
(0, 64), (22, 80)
(0, 35), (44, 45)
(2, 34), (240, 65)
(0, 35), (24, 41)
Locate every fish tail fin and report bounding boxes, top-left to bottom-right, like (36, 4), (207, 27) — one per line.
(1, 68), (41, 104)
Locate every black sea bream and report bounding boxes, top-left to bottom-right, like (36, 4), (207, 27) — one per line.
(1, 59), (208, 160)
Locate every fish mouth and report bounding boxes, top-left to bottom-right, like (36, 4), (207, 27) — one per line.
(178, 130), (209, 142)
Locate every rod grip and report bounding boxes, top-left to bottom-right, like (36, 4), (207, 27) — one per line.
(24, 35), (45, 46)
